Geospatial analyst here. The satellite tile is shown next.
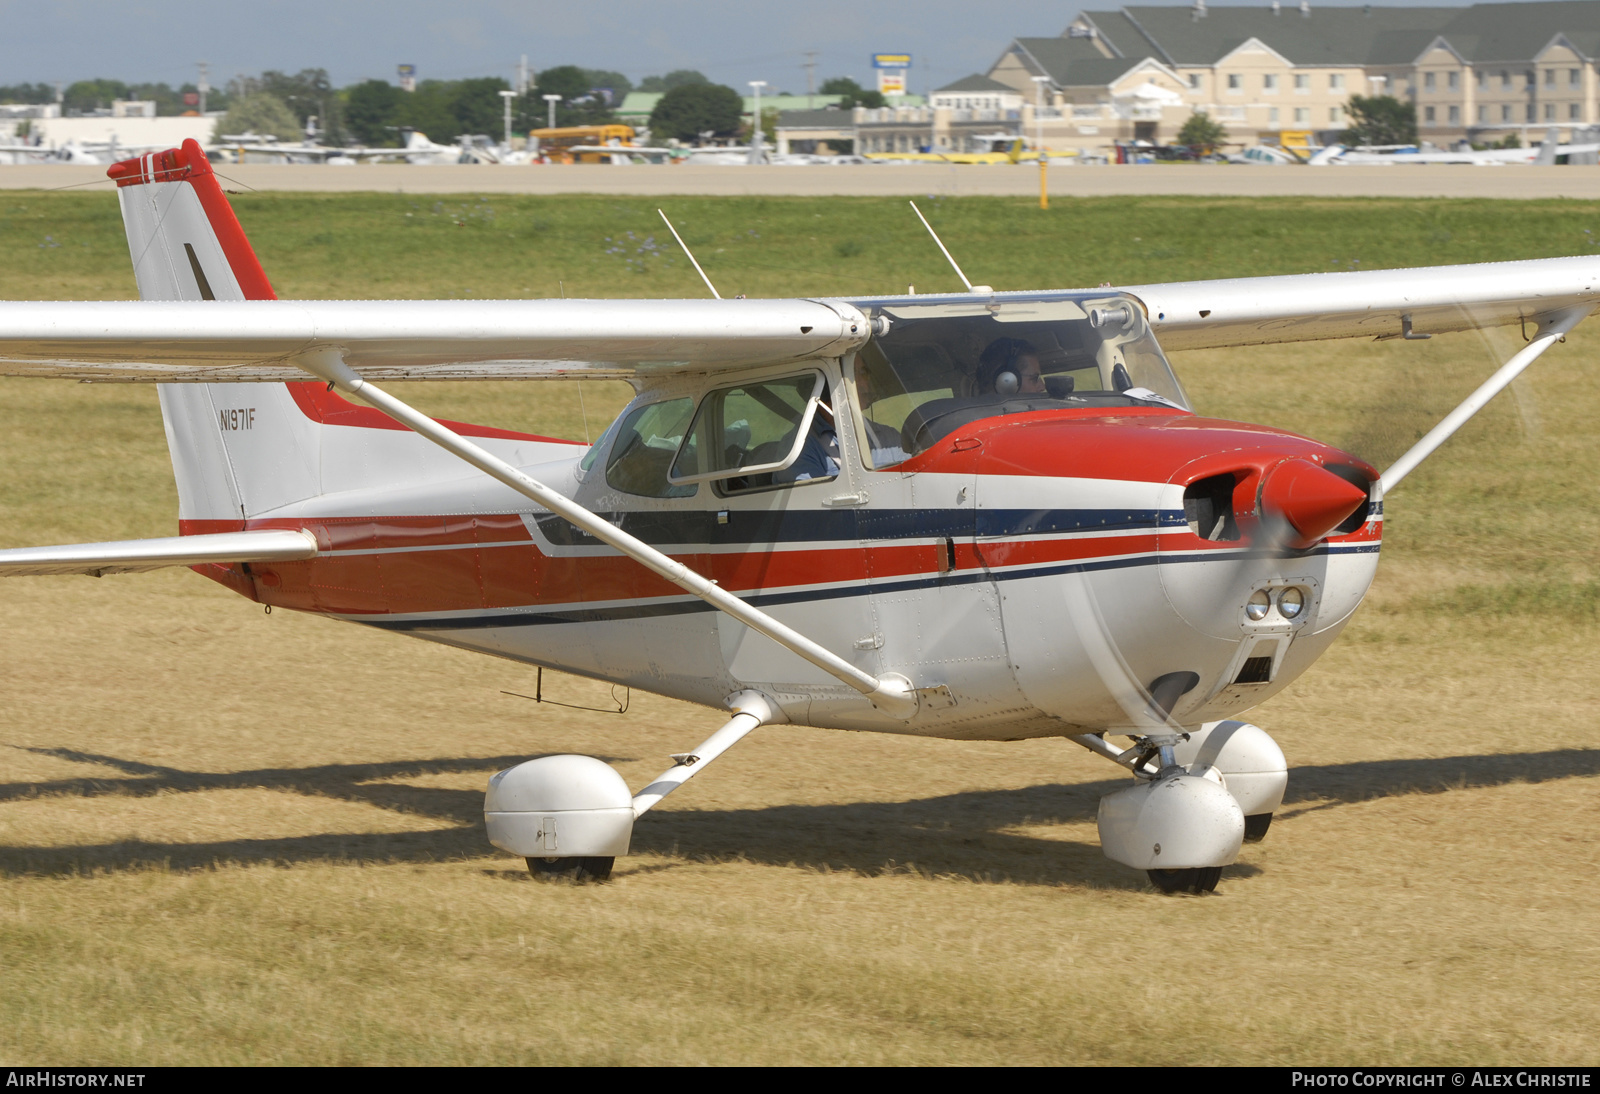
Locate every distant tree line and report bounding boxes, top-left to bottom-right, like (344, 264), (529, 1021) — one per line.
(1, 65), (887, 148)
(0, 79), (230, 115)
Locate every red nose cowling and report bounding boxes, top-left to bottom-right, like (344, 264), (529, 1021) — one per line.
(1258, 458), (1369, 547)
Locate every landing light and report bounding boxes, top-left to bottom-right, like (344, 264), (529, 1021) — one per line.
(1246, 589), (1272, 621)
(1278, 587), (1306, 619)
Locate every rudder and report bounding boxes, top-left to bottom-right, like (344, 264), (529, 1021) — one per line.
(111, 141), (323, 521)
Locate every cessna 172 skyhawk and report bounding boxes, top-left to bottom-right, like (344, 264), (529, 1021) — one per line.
(0, 140), (1593, 892)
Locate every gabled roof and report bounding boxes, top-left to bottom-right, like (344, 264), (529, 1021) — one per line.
(1010, 35), (1117, 81)
(935, 73), (1018, 94)
(1060, 57), (1161, 87)
(1067, 3), (1600, 67)
(1076, 5), (1456, 66)
(1006, 36), (1175, 89)
(1428, 2), (1600, 61)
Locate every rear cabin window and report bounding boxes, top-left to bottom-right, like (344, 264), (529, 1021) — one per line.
(850, 296), (1190, 468)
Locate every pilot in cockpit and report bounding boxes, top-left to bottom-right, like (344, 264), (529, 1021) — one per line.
(774, 402), (840, 484)
(975, 337), (1048, 397)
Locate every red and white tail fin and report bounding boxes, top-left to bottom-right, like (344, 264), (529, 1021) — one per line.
(112, 141), (327, 523)
(111, 142), (277, 304)
(110, 141), (566, 529)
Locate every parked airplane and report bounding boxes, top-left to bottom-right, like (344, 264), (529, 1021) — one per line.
(865, 138), (1033, 165)
(0, 140), (1592, 892)
(1311, 127), (1600, 165)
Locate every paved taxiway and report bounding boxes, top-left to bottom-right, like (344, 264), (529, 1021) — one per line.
(7, 162), (1600, 198)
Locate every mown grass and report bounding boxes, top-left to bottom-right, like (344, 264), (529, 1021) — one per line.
(1, 189), (1599, 1064)
(7, 189), (1600, 302)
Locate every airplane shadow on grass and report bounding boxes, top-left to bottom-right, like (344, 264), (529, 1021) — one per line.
(0, 744), (1596, 889)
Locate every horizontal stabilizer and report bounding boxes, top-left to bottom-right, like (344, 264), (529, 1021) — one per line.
(0, 529), (318, 577)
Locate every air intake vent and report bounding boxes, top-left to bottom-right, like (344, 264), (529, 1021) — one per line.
(1235, 656), (1274, 684)
(1184, 473), (1240, 541)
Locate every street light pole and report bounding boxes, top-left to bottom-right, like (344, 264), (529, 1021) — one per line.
(499, 89), (516, 149)
(748, 80), (767, 163)
(1032, 74), (1051, 154)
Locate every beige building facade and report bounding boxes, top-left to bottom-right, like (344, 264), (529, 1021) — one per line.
(974, 2), (1600, 154)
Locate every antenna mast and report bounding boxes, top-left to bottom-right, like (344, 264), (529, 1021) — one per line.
(658, 210), (722, 299)
(908, 201), (991, 294)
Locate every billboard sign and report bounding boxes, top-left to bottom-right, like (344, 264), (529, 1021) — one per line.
(397, 64), (417, 92)
(873, 53), (910, 96)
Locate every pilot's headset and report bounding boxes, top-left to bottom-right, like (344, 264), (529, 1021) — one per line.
(976, 337), (1035, 396)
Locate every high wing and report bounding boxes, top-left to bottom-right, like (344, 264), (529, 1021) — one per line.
(1123, 255), (1600, 352)
(0, 257), (1595, 382)
(0, 298), (872, 381)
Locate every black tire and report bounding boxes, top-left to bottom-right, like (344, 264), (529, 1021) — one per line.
(526, 856), (615, 882)
(1148, 866), (1222, 894)
(1243, 813), (1273, 843)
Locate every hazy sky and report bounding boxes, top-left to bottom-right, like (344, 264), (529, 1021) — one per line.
(0, 0), (1557, 95)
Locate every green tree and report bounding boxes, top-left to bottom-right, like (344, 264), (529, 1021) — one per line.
(401, 76), (510, 141)
(0, 83), (56, 104)
(639, 70), (708, 92)
(819, 77), (885, 109)
(1176, 110), (1227, 151)
(1341, 95), (1416, 146)
(525, 65), (617, 129)
(213, 93), (300, 140)
(648, 82), (743, 142)
(62, 79), (130, 114)
(120, 83), (178, 115)
(579, 69), (633, 103)
(344, 79), (403, 145)
(252, 70), (346, 143)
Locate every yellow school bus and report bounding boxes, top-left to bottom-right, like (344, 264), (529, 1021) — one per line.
(529, 124), (637, 164)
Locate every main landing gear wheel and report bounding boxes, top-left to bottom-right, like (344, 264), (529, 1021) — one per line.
(1147, 866), (1222, 894)
(1243, 813), (1273, 843)
(526, 856), (615, 882)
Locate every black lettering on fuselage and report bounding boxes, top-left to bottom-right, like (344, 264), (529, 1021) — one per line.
(218, 408), (256, 431)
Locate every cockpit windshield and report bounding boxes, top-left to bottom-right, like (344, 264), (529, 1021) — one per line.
(850, 295), (1190, 468)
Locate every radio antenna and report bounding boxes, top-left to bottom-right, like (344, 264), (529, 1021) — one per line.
(909, 200), (991, 294)
(658, 209), (721, 299)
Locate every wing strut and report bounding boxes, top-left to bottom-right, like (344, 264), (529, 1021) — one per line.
(1380, 307), (1587, 494)
(295, 349), (919, 721)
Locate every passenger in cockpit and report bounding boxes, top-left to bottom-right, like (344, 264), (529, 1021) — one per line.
(976, 337), (1048, 397)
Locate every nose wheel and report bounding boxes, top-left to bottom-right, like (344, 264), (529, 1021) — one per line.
(1148, 866), (1222, 894)
(527, 856), (614, 882)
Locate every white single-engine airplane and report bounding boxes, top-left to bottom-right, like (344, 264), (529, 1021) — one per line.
(0, 140), (1593, 892)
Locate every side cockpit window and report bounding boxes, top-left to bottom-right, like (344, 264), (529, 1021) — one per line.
(669, 372), (838, 495)
(605, 397), (698, 498)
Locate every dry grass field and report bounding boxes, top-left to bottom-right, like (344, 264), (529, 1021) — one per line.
(0, 191), (1597, 1065)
